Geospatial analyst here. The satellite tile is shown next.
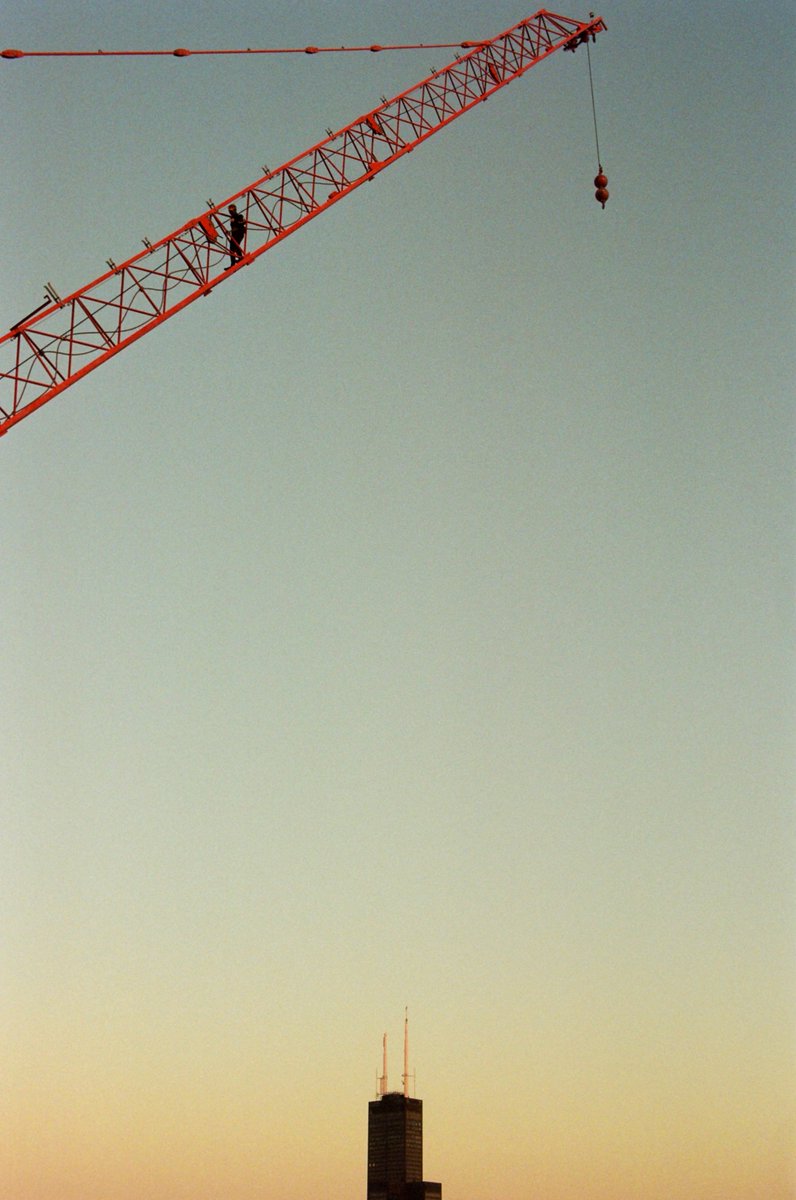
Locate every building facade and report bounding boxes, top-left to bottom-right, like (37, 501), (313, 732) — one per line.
(367, 1092), (441, 1200)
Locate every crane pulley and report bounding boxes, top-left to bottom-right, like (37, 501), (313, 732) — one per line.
(0, 9), (606, 438)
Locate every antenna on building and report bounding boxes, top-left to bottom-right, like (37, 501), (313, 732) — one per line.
(402, 1007), (410, 1097)
(378, 1032), (388, 1097)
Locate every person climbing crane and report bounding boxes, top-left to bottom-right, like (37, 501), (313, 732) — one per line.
(227, 203), (246, 265)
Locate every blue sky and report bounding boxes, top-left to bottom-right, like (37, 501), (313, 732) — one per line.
(2, 4), (794, 1199)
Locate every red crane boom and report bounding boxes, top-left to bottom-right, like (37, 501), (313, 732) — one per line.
(0, 9), (605, 437)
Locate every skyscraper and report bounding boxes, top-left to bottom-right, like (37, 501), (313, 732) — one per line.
(367, 1091), (423, 1199)
(366, 1018), (441, 1200)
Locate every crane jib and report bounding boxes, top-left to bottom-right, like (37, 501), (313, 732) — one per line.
(0, 9), (606, 438)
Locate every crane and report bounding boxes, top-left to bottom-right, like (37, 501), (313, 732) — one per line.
(0, 9), (606, 438)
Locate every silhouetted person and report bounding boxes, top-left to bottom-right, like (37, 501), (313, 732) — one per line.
(228, 204), (246, 265)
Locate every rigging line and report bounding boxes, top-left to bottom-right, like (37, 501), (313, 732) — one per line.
(586, 35), (602, 169)
(1, 41), (487, 60)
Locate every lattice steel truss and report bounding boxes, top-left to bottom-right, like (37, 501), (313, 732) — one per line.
(0, 9), (605, 436)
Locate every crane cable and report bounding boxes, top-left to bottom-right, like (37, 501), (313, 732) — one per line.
(1, 41), (486, 60)
(586, 39), (602, 168)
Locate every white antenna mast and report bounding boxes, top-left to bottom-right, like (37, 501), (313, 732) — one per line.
(378, 1032), (388, 1097)
(402, 1007), (410, 1097)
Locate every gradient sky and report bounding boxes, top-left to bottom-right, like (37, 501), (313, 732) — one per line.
(2, 3), (794, 1199)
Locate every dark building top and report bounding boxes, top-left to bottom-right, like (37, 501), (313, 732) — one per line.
(367, 1092), (441, 1200)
